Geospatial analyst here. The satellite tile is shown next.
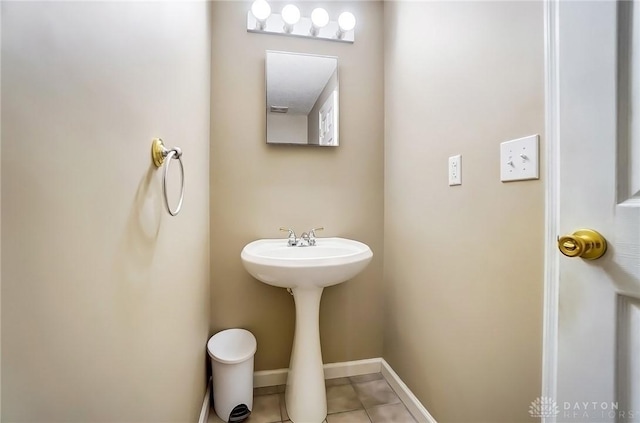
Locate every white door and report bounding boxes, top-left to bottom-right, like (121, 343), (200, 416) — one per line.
(551, 1), (640, 422)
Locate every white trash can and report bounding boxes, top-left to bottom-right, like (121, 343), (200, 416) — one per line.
(207, 329), (257, 423)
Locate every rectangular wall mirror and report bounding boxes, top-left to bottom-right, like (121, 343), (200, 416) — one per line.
(266, 51), (339, 146)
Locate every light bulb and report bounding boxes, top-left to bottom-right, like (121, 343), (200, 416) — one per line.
(311, 8), (329, 29)
(338, 12), (356, 32)
(310, 8), (329, 36)
(281, 4), (300, 25)
(251, 0), (271, 22)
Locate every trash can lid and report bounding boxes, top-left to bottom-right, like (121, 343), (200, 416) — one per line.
(207, 328), (257, 364)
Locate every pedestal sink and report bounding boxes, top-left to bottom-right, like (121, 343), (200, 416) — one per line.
(241, 237), (373, 423)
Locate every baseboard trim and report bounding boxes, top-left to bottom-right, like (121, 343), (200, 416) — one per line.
(198, 377), (211, 423)
(323, 357), (383, 380)
(253, 368), (288, 388)
(252, 358), (437, 423)
(253, 357), (383, 388)
(380, 359), (437, 423)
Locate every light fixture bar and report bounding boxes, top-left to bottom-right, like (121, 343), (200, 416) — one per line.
(247, 12), (355, 43)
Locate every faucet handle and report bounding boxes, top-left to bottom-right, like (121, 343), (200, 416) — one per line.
(309, 227), (324, 236)
(308, 227), (324, 245)
(279, 227), (297, 246)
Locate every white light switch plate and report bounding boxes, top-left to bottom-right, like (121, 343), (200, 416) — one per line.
(500, 135), (539, 182)
(448, 154), (461, 186)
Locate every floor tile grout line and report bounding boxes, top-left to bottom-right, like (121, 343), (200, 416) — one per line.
(244, 373), (416, 423)
(363, 405), (375, 423)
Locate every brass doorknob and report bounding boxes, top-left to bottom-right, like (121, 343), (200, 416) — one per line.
(557, 229), (607, 260)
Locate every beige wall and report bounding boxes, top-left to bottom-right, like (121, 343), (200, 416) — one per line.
(267, 113), (308, 144)
(1, 2), (210, 422)
(210, 1), (384, 370)
(383, 2), (544, 422)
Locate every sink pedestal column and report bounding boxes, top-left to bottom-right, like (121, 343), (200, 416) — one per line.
(285, 286), (327, 423)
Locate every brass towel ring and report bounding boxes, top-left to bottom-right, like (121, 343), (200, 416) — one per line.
(151, 138), (184, 216)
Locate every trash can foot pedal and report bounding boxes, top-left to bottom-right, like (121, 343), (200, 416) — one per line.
(228, 404), (250, 422)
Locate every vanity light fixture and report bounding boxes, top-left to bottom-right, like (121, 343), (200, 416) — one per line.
(247, 0), (355, 43)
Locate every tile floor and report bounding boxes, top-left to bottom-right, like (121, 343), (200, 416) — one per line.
(208, 373), (417, 423)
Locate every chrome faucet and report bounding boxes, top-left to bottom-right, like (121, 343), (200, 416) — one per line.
(308, 227), (323, 246)
(279, 227), (297, 246)
(280, 227), (324, 246)
(298, 227), (323, 246)
(298, 232), (311, 247)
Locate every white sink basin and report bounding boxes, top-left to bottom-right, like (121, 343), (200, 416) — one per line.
(240, 236), (373, 423)
(241, 237), (372, 289)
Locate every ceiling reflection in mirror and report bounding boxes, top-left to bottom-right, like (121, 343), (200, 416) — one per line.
(266, 51), (339, 146)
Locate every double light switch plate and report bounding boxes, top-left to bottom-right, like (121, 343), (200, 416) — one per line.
(500, 134), (539, 182)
